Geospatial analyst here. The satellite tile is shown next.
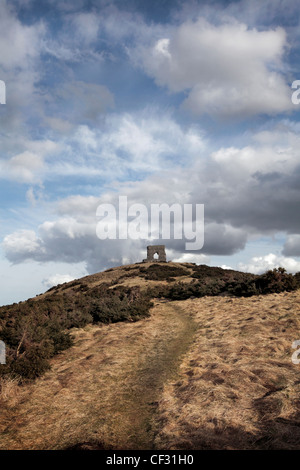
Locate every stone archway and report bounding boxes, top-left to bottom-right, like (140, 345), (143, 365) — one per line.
(143, 245), (167, 262)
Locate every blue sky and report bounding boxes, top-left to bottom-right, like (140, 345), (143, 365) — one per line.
(1, 0), (300, 305)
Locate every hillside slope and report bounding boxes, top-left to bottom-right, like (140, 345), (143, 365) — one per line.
(0, 262), (300, 449)
(1, 290), (300, 449)
(0, 300), (197, 450)
(0, 262), (258, 379)
(155, 292), (300, 450)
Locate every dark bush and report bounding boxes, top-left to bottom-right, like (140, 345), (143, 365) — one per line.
(158, 267), (299, 301)
(163, 278), (226, 300)
(226, 279), (259, 297)
(141, 264), (188, 281)
(294, 272), (300, 288)
(228, 268), (298, 297)
(0, 283), (153, 381)
(255, 267), (297, 294)
(8, 344), (52, 380)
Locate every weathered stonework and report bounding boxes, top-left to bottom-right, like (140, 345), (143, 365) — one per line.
(143, 245), (167, 263)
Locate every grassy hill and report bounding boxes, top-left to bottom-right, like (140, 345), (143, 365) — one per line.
(0, 262), (300, 449)
(0, 262), (259, 380)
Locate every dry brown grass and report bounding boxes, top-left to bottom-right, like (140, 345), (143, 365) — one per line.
(0, 300), (197, 450)
(1, 289), (300, 450)
(154, 291), (300, 450)
(0, 377), (20, 403)
(33, 262), (197, 300)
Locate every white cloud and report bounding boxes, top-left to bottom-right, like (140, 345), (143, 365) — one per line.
(41, 111), (206, 184)
(220, 264), (234, 270)
(71, 13), (100, 44)
(26, 187), (37, 206)
(0, 0), (46, 133)
(211, 139), (299, 178)
(0, 139), (61, 184)
(42, 273), (76, 289)
(0, 1), (44, 69)
(3, 151), (44, 184)
(41, 11), (106, 62)
(171, 252), (210, 264)
(3, 230), (43, 262)
(57, 195), (100, 219)
(39, 217), (96, 240)
(99, 112), (205, 171)
(138, 18), (292, 117)
(239, 253), (300, 274)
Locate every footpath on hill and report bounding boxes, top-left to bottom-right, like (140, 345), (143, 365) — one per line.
(0, 300), (198, 450)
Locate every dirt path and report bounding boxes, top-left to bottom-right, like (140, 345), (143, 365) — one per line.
(0, 300), (197, 450)
(115, 301), (198, 449)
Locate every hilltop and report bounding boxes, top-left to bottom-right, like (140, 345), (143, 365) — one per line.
(0, 262), (300, 449)
(0, 262), (260, 380)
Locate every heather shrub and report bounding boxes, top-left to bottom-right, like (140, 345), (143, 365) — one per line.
(0, 283), (153, 380)
(228, 268), (298, 297)
(256, 268), (297, 294)
(159, 267), (298, 301)
(294, 272), (300, 288)
(141, 264), (188, 281)
(164, 279), (226, 300)
(7, 345), (52, 380)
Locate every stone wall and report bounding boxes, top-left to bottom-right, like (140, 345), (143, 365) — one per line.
(143, 245), (167, 262)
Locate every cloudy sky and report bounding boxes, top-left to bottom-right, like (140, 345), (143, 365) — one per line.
(1, 0), (300, 305)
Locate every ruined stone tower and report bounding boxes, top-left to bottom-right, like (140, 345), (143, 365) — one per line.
(143, 245), (167, 262)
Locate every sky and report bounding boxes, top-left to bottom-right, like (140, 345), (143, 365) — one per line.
(1, 0), (300, 306)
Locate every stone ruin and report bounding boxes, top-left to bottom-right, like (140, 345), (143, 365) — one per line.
(143, 245), (167, 263)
